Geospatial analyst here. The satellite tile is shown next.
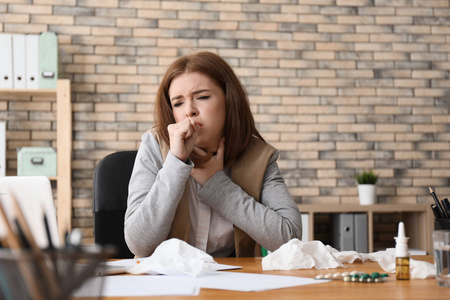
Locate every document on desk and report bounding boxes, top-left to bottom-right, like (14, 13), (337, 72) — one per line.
(73, 276), (200, 297)
(194, 272), (326, 292)
(75, 272), (328, 297)
(98, 258), (241, 275)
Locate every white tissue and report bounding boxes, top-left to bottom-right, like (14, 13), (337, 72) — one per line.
(262, 239), (344, 270)
(262, 239), (436, 279)
(410, 259), (436, 279)
(128, 238), (216, 277)
(326, 246), (366, 263)
(363, 251), (436, 279)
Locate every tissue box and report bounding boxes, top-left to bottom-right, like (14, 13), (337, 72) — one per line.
(17, 147), (57, 176)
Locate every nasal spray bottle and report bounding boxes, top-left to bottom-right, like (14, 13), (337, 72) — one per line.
(394, 222), (410, 280)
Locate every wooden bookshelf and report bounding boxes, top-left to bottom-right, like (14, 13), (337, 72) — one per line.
(0, 79), (72, 242)
(298, 203), (433, 254)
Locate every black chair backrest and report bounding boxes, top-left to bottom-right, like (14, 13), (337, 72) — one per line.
(93, 151), (137, 258)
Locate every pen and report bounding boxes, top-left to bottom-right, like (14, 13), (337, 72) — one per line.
(14, 218), (30, 249)
(431, 204), (442, 220)
(43, 210), (54, 249)
(42, 206), (61, 286)
(429, 187), (447, 219)
(441, 198), (450, 219)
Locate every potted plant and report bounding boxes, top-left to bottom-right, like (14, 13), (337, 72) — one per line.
(355, 169), (379, 205)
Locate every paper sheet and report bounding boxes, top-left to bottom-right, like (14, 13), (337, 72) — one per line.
(193, 272), (326, 292)
(73, 276), (200, 297)
(74, 272), (327, 297)
(100, 258), (241, 274)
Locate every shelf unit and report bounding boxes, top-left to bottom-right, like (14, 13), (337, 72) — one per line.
(298, 204), (433, 254)
(0, 80), (72, 241)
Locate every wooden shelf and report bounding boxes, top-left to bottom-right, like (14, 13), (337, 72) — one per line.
(0, 80), (72, 242)
(298, 203), (433, 254)
(0, 88), (57, 96)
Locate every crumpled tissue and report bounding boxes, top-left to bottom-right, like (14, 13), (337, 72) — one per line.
(128, 238), (217, 277)
(262, 239), (436, 279)
(262, 239), (344, 270)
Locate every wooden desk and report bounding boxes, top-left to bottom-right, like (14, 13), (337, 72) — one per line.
(101, 256), (450, 300)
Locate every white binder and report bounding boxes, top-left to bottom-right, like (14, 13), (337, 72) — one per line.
(25, 34), (39, 89)
(0, 121), (5, 176)
(0, 34), (13, 89)
(301, 213), (309, 242)
(12, 34), (26, 89)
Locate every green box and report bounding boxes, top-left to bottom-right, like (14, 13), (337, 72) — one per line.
(17, 147), (57, 176)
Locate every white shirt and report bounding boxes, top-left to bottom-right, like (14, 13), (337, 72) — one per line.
(188, 177), (235, 257)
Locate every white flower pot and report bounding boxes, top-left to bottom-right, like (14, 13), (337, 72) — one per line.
(358, 184), (376, 205)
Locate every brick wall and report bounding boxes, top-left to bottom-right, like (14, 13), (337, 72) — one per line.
(1, 0), (449, 243)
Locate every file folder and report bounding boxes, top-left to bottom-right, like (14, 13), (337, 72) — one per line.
(39, 32), (58, 89)
(332, 213), (355, 251)
(0, 121), (5, 177)
(354, 213), (368, 253)
(331, 213), (368, 252)
(0, 34), (13, 89)
(301, 213), (309, 242)
(25, 35), (39, 89)
(12, 34), (26, 89)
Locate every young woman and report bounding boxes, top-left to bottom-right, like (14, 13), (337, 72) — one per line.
(125, 51), (302, 258)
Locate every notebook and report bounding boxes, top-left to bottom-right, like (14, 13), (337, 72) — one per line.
(0, 176), (60, 248)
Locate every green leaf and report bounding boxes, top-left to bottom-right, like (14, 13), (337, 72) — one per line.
(354, 169), (379, 184)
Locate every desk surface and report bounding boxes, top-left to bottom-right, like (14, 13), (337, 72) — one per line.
(102, 256), (449, 300)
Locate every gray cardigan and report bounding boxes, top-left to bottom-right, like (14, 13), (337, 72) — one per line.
(124, 131), (302, 257)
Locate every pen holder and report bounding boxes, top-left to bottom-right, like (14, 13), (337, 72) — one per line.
(0, 245), (114, 300)
(435, 219), (450, 230)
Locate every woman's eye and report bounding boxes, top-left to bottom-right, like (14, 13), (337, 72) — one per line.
(197, 96), (210, 100)
(173, 102), (183, 107)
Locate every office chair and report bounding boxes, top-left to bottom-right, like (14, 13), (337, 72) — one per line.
(93, 150), (137, 258)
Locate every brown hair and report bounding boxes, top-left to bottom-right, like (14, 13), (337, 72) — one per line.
(154, 51), (265, 168)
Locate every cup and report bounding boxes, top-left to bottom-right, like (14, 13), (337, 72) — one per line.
(432, 230), (450, 287)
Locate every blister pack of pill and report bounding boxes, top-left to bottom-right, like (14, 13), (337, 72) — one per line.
(315, 271), (389, 283)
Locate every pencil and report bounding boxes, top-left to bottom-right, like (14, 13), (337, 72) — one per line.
(0, 199), (22, 249)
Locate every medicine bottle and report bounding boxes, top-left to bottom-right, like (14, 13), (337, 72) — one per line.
(394, 222), (410, 280)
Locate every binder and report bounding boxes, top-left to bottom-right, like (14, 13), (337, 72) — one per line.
(25, 35), (39, 89)
(354, 213), (368, 253)
(301, 213), (309, 242)
(0, 34), (13, 89)
(331, 213), (368, 252)
(0, 121), (5, 176)
(333, 214), (355, 251)
(12, 34), (26, 89)
(38, 32), (58, 89)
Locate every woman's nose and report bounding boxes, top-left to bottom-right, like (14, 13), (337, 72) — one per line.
(186, 102), (199, 117)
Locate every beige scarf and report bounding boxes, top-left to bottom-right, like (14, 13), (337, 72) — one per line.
(151, 129), (276, 257)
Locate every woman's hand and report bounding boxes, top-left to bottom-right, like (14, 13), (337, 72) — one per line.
(191, 137), (225, 186)
(167, 117), (200, 162)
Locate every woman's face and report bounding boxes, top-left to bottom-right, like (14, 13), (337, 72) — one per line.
(169, 71), (226, 152)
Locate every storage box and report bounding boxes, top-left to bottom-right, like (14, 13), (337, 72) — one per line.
(17, 147), (57, 176)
